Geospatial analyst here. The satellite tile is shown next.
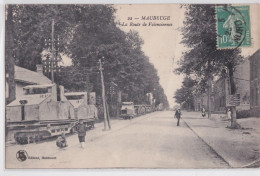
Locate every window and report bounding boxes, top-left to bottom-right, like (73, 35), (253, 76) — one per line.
(24, 87), (49, 95)
(65, 95), (84, 100)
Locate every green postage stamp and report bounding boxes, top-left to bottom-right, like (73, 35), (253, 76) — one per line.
(216, 5), (251, 49)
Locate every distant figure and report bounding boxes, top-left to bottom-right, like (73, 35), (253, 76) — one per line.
(174, 109), (182, 126)
(227, 108), (231, 121)
(56, 132), (68, 149)
(77, 119), (87, 149)
(201, 107), (206, 117)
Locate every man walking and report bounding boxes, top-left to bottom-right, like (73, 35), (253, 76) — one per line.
(174, 108), (181, 126)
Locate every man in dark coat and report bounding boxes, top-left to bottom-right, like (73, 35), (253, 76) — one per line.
(174, 109), (181, 126)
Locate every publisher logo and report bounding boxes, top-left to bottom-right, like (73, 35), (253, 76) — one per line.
(16, 150), (28, 162)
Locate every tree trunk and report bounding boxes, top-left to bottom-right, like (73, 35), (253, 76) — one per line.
(228, 65), (240, 129)
(5, 5), (16, 104)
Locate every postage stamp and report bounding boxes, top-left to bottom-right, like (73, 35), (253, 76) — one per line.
(216, 5), (251, 49)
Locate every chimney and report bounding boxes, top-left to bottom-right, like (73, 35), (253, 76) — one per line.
(36, 64), (43, 75)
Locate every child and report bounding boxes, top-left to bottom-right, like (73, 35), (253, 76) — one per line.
(77, 119), (87, 149)
(56, 132), (68, 149)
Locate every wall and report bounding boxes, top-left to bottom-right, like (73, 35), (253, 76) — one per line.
(249, 50), (260, 114)
(213, 78), (226, 113)
(39, 97), (75, 121)
(77, 104), (98, 120)
(15, 82), (31, 98)
(6, 105), (39, 121)
(234, 59), (250, 111)
(213, 59), (250, 113)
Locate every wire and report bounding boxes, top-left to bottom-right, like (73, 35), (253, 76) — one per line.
(233, 77), (250, 82)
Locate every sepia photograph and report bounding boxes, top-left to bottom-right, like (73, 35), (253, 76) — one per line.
(3, 2), (260, 171)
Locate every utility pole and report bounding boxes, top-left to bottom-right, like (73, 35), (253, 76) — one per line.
(105, 100), (111, 129)
(44, 19), (61, 83)
(207, 78), (212, 118)
(207, 60), (211, 119)
(51, 19), (55, 83)
(99, 59), (110, 130)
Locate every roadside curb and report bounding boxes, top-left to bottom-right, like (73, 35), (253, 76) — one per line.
(241, 159), (260, 168)
(181, 118), (232, 168)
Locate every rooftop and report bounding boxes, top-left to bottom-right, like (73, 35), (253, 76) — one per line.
(64, 92), (88, 96)
(23, 84), (55, 89)
(15, 66), (52, 85)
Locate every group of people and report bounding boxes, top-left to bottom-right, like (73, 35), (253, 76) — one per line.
(56, 119), (88, 149)
(173, 107), (232, 127)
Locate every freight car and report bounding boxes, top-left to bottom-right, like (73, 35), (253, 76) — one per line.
(6, 84), (96, 144)
(120, 102), (135, 119)
(64, 92), (98, 130)
(120, 102), (153, 119)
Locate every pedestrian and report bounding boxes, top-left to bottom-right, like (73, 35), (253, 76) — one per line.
(76, 119), (87, 149)
(227, 108), (231, 121)
(56, 132), (68, 149)
(201, 107), (206, 117)
(174, 108), (181, 126)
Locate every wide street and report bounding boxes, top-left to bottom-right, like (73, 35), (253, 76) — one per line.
(6, 111), (232, 169)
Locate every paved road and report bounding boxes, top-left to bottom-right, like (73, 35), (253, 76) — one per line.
(6, 111), (229, 168)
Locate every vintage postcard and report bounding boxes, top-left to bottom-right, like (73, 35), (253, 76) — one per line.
(4, 3), (260, 169)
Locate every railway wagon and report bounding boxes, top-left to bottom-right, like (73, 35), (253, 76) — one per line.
(64, 92), (98, 130)
(6, 84), (76, 144)
(120, 103), (154, 120)
(120, 102), (136, 119)
(134, 105), (146, 115)
(144, 105), (152, 113)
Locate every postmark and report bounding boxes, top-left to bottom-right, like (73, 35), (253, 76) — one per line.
(16, 150), (28, 162)
(216, 5), (251, 49)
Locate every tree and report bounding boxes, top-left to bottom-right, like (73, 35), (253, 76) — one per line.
(176, 5), (243, 128)
(5, 5), (16, 104)
(174, 77), (196, 111)
(6, 4), (169, 112)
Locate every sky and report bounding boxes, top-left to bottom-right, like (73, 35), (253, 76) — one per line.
(115, 4), (186, 108)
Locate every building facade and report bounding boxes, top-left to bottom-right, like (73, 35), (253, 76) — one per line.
(213, 78), (226, 113)
(249, 49), (260, 115)
(234, 58), (250, 111)
(213, 58), (250, 113)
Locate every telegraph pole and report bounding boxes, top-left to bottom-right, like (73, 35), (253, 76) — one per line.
(207, 60), (211, 119)
(44, 19), (61, 83)
(51, 19), (55, 83)
(105, 100), (111, 129)
(99, 59), (110, 130)
(207, 77), (212, 118)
